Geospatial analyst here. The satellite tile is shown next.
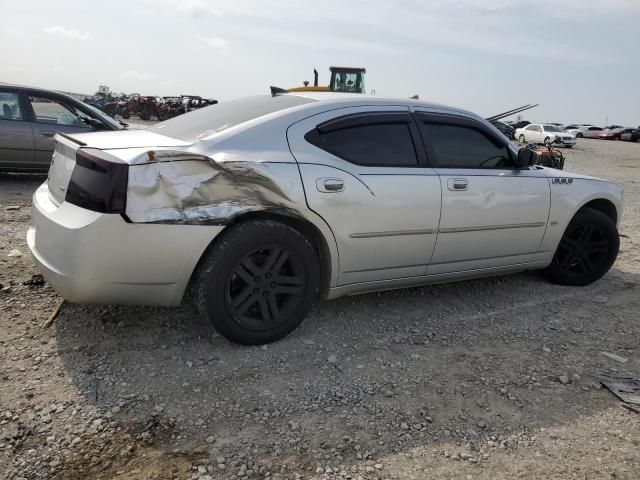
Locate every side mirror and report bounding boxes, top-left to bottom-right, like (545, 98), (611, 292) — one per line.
(85, 117), (107, 130)
(515, 147), (535, 168)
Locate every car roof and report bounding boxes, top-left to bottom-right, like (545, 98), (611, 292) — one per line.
(284, 91), (473, 115)
(0, 82), (84, 102)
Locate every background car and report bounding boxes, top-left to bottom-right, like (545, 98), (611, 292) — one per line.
(515, 123), (576, 147)
(507, 120), (531, 130)
(28, 93), (621, 344)
(565, 126), (604, 138)
(0, 84), (123, 172)
(490, 120), (514, 139)
(598, 127), (625, 140)
(619, 128), (640, 142)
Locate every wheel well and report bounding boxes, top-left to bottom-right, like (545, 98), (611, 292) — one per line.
(579, 199), (617, 224)
(190, 211), (333, 300)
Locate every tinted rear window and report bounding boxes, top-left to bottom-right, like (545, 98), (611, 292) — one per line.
(150, 95), (315, 142)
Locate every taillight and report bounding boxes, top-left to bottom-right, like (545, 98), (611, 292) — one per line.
(65, 149), (128, 214)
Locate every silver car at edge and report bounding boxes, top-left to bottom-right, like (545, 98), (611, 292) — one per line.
(28, 93), (623, 344)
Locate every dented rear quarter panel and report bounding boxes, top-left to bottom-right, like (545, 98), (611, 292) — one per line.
(105, 113), (342, 290)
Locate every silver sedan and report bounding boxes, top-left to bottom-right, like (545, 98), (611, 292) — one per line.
(28, 93), (622, 344)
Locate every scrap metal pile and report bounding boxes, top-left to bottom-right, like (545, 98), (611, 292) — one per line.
(83, 93), (218, 121)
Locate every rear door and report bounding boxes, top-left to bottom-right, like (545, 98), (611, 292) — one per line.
(25, 91), (97, 168)
(288, 106), (442, 285)
(414, 111), (550, 274)
(0, 89), (35, 169)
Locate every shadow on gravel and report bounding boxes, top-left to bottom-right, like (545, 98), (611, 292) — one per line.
(53, 267), (640, 471)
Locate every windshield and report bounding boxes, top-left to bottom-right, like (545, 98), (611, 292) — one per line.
(150, 95), (316, 142)
(543, 125), (561, 132)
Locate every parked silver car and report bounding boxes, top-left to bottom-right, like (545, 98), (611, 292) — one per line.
(28, 93), (622, 344)
(0, 84), (122, 172)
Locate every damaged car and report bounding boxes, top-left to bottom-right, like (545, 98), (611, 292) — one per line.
(28, 93), (622, 344)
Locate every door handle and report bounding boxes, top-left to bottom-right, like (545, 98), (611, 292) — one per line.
(40, 131), (55, 137)
(447, 178), (468, 191)
(316, 178), (344, 193)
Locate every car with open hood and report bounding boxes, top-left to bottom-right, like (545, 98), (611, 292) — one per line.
(28, 93), (623, 344)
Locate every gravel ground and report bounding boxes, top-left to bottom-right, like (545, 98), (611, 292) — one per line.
(1, 138), (639, 480)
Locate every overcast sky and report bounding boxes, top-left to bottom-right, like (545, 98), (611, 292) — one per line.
(2, 0), (639, 125)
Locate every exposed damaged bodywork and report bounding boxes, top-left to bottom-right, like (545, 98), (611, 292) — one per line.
(126, 151), (303, 225)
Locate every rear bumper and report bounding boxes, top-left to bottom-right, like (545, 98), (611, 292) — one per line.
(27, 183), (224, 306)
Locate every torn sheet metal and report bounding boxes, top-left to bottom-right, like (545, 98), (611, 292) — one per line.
(600, 377), (640, 406)
(126, 152), (306, 224)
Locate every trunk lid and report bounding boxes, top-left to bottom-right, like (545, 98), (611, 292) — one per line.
(47, 130), (191, 206)
(47, 134), (82, 206)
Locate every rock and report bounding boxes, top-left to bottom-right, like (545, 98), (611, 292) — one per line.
(542, 346), (551, 353)
(600, 352), (628, 363)
(7, 249), (22, 258)
(460, 452), (472, 460)
(327, 354), (337, 363)
(593, 295), (608, 303)
(558, 375), (570, 385)
(206, 436), (215, 444)
(5, 205), (21, 211)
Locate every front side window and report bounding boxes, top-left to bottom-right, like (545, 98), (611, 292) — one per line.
(0, 91), (24, 121)
(306, 119), (418, 167)
(28, 95), (90, 127)
(543, 125), (561, 132)
(422, 123), (512, 168)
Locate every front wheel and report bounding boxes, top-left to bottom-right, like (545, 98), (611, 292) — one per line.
(519, 134), (526, 144)
(545, 208), (619, 286)
(576, 132), (583, 138)
(544, 137), (552, 147)
(194, 220), (319, 345)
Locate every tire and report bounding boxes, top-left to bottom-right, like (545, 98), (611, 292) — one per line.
(576, 132), (583, 138)
(544, 137), (552, 147)
(545, 208), (619, 286)
(518, 134), (526, 144)
(194, 220), (319, 345)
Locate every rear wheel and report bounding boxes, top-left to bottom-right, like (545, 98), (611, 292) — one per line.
(545, 208), (619, 286)
(194, 220), (319, 345)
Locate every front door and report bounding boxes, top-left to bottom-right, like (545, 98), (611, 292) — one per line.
(288, 106), (442, 285)
(414, 111), (550, 274)
(25, 92), (96, 168)
(0, 90), (35, 169)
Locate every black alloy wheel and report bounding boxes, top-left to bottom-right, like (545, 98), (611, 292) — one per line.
(194, 220), (319, 345)
(545, 208), (619, 286)
(225, 245), (306, 331)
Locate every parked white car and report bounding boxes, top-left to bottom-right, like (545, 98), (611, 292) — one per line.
(28, 93), (622, 344)
(564, 126), (604, 138)
(515, 124), (576, 147)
